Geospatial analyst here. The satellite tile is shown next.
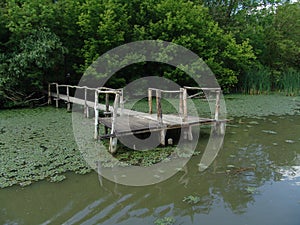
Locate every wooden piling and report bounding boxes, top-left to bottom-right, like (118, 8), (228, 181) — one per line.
(182, 88), (187, 122)
(156, 90), (162, 124)
(109, 93), (119, 153)
(215, 90), (220, 121)
(84, 88), (89, 118)
(179, 88), (183, 116)
(66, 86), (71, 112)
(56, 83), (59, 108)
(148, 89), (152, 114)
(94, 90), (99, 140)
(105, 93), (109, 135)
(48, 83), (52, 105)
(120, 89), (124, 115)
(160, 129), (166, 146)
(188, 125), (193, 141)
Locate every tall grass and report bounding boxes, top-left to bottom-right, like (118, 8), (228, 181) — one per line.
(278, 68), (300, 96)
(242, 67), (271, 94)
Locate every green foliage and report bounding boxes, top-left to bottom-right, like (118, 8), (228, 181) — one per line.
(279, 68), (300, 96)
(78, 0), (130, 67)
(0, 0), (299, 105)
(183, 195), (201, 204)
(77, 0), (255, 91)
(0, 28), (66, 106)
(154, 217), (175, 225)
(242, 66), (272, 94)
(114, 146), (174, 167)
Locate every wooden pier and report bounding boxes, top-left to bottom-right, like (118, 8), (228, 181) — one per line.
(48, 83), (222, 153)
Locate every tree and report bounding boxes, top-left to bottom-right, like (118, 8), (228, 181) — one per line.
(0, 28), (66, 106)
(78, 0), (256, 91)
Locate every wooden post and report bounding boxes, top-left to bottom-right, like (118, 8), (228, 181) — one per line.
(120, 89), (124, 116)
(156, 90), (162, 124)
(109, 93), (119, 153)
(56, 83), (59, 108)
(183, 88), (187, 122)
(94, 90), (99, 140)
(104, 93), (109, 135)
(215, 90), (220, 121)
(48, 83), (52, 105)
(105, 93), (109, 113)
(160, 129), (166, 146)
(66, 86), (71, 112)
(188, 125), (193, 141)
(148, 89), (152, 114)
(84, 88), (88, 118)
(179, 88), (183, 117)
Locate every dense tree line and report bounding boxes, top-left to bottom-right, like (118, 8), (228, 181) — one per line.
(0, 0), (299, 107)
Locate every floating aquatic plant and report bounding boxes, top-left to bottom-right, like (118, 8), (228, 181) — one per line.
(154, 217), (176, 225)
(183, 195), (201, 204)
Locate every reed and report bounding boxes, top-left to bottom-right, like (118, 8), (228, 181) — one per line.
(242, 67), (271, 94)
(278, 68), (300, 96)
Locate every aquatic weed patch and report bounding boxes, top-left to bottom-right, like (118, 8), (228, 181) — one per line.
(0, 107), (91, 188)
(114, 146), (174, 167)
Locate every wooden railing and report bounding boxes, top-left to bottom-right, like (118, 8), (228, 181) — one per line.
(184, 86), (221, 121)
(148, 87), (221, 122)
(48, 83), (123, 145)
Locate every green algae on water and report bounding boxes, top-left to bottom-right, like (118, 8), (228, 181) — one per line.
(0, 107), (91, 188)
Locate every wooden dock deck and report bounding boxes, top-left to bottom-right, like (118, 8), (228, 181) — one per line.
(48, 83), (221, 153)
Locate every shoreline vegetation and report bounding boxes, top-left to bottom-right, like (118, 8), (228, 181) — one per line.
(0, 0), (299, 108)
(0, 94), (300, 188)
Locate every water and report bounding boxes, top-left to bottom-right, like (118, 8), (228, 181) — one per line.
(1, 95), (300, 225)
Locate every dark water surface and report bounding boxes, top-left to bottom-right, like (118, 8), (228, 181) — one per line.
(1, 95), (300, 225)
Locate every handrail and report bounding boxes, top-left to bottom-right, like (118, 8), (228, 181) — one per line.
(48, 83), (124, 142)
(148, 86), (222, 122)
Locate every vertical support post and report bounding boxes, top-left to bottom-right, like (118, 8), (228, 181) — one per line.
(148, 89), (152, 114)
(160, 129), (166, 146)
(120, 89), (124, 116)
(67, 86), (71, 112)
(156, 90), (162, 124)
(215, 90), (220, 121)
(48, 83), (52, 105)
(94, 90), (99, 140)
(55, 83), (59, 108)
(109, 93), (119, 153)
(84, 88), (88, 118)
(188, 126), (193, 141)
(104, 93), (109, 135)
(179, 88), (183, 117)
(105, 93), (109, 113)
(183, 88), (187, 122)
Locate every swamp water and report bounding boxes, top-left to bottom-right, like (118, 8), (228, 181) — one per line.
(1, 95), (300, 225)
